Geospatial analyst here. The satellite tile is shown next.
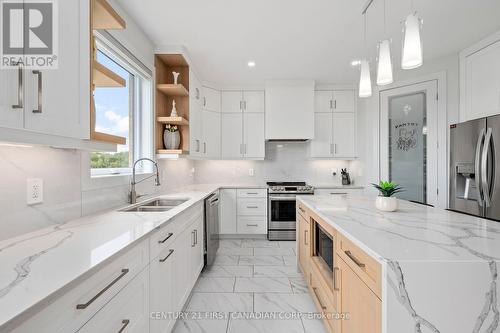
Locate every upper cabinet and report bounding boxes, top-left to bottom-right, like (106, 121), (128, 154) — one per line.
(460, 32), (500, 121)
(310, 90), (357, 159)
(202, 87), (221, 113)
(221, 90), (265, 159)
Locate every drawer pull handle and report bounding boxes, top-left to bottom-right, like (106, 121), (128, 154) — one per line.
(160, 249), (175, 262)
(299, 207), (305, 213)
(247, 192), (258, 195)
(312, 287), (327, 310)
(345, 250), (365, 268)
(333, 267), (340, 291)
(247, 206), (259, 209)
(304, 230), (308, 246)
(76, 269), (129, 309)
(118, 319), (130, 333)
(191, 230), (196, 247)
(246, 224), (259, 227)
(158, 232), (174, 244)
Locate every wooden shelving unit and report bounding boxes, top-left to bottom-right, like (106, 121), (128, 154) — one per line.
(93, 60), (126, 87)
(157, 84), (189, 97)
(156, 116), (189, 126)
(92, 0), (126, 30)
(155, 53), (190, 157)
(89, 0), (127, 145)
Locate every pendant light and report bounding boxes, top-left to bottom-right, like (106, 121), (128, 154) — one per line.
(359, 13), (372, 98)
(401, 0), (423, 69)
(376, 0), (393, 85)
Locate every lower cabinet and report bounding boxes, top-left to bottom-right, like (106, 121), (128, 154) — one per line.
(78, 268), (150, 333)
(219, 188), (268, 235)
(220, 189), (237, 234)
(338, 257), (381, 333)
(297, 214), (310, 276)
(314, 188), (364, 196)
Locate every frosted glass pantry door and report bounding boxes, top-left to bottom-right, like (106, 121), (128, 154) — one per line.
(380, 81), (438, 205)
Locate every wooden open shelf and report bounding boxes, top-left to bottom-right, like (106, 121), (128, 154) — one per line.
(157, 84), (188, 97)
(93, 61), (126, 88)
(92, 0), (126, 30)
(157, 117), (189, 126)
(156, 149), (187, 155)
(155, 53), (190, 156)
(91, 131), (126, 145)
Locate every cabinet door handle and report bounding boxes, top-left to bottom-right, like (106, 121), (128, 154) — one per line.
(195, 88), (200, 100)
(247, 206), (258, 209)
(334, 144), (338, 155)
(244, 101), (247, 110)
(118, 319), (130, 333)
(196, 139), (200, 153)
(299, 207), (305, 213)
(304, 230), (308, 246)
(194, 229), (198, 245)
(203, 142), (207, 154)
(334, 100), (337, 109)
(329, 100), (333, 109)
(191, 231), (196, 247)
(246, 192), (259, 195)
(76, 269), (129, 309)
(344, 250), (365, 268)
(159, 249), (174, 262)
(330, 143), (334, 155)
(312, 287), (327, 310)
(158, 232), (173, 244)
(12, 61), (23, 109)
(246, 224), (259, 227)
(32, 70), (42, 113)
(333, 267), (340, 291)
(203, 97), (207, 107)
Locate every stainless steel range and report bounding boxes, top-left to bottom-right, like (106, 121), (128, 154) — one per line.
(267, 182), (314, 241)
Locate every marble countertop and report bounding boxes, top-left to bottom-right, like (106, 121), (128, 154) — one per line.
(311, 184), (364, 189)
(0, 184), (225, 330)
(297, 195), (500, 263)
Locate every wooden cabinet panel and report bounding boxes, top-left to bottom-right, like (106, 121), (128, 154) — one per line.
(220, 189), (237, 234)
(298, 214), (311, 277)
(339, 257), (381, 333)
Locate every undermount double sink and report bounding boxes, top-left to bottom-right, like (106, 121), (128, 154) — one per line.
(121, 198), (189, 212)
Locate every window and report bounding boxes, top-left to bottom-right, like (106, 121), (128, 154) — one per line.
(91, 32), (153, 177)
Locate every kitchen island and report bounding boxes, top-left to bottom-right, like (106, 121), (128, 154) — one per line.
(296, 195), (500, 333)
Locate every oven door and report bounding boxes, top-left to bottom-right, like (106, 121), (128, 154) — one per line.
(268, 195), (297, 230)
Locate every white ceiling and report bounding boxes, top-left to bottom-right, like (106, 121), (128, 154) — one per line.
(119, 0), (500, 86)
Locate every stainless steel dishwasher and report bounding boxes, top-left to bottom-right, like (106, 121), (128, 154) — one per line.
(204, 193), (220, 266)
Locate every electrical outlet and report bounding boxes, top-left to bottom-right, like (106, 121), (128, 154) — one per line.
(248, 168), (255, 177)
(27, 178), (43, 205)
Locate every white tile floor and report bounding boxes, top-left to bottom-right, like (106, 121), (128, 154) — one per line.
(172, 239), (329, 333)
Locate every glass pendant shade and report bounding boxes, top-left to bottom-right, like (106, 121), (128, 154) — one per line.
(376, 39), (393, 85)
(401, 13), (423, 69)
(359, 59), (372, 98)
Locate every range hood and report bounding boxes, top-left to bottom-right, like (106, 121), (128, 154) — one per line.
(265, 80), (315, 141)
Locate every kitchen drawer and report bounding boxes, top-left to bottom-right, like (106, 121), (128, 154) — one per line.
(237, 198), (267, 215)
(309, 261), (337, 333)
(314, 188), (364, 196)
(150, 202), (203, 260)
(78, 268), (149, 333)
(237, 216), (267, 234)
(9, 240), (149, 333)
(236, 188), (267, 198)
(338, 234), (381, 298)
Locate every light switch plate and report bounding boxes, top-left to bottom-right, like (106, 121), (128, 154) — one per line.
(27, 178), (43, 205)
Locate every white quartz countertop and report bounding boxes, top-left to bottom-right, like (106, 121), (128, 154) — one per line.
(311, 184), (364, 189)
(0, 184), (228, 330)
(297, 195), (500, 263)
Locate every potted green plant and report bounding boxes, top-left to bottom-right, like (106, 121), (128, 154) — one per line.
(163, 124), (180, 150)
(371, 181), (403, 212)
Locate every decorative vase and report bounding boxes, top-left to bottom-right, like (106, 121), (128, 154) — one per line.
(375, 196), (398, 212)
(163, 129), (180, 150)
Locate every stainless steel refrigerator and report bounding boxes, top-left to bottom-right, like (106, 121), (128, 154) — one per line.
(449, 116), (500, 220)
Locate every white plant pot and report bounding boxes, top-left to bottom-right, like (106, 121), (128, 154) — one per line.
(163, 130), (180, 150)
(375, 196), (398, 212)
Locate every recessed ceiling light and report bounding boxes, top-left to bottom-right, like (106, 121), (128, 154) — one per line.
(350, 60), (361, 67)
(247, 61), (256, 68)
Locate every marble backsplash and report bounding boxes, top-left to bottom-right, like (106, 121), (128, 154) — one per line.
(193, 142), (363, 187)
(0, 146), (195, 241)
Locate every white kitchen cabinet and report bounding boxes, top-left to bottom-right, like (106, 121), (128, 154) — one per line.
(311, 90), (357, 159)
(311, 112), (333, 158)
(202, 86), (221, 113)
(243, 112), (265, 158)
(220, 189), (237, 234)
(0, 66), (24, 129)
(201, 110), (221, 158)
(333, 90), (355, 113)
(244, 91), (265, 113)
(221, 113), (243, 159)
(24, 0), (87, 140)
(173, 228), (192, 310)
(150, 246), (176, 333)
(190, 72), (203, 157)
(190, 216), (204, 283)
(332, 113), (356, 158)
(222, 91), (243, 113)
(79, 268), (150, 333)
(461, 37), (500, 121)
(237, 216), (267, 234)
